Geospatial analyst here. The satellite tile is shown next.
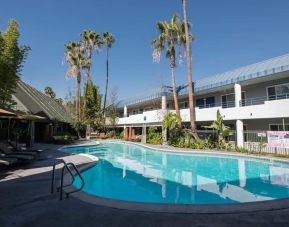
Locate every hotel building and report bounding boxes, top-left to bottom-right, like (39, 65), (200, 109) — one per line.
(114, 53), (289, 148)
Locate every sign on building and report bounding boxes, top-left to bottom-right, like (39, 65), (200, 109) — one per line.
(267, 131), (289, 148)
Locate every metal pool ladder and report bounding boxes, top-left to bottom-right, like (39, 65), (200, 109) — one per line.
(51, 160), (85, 200)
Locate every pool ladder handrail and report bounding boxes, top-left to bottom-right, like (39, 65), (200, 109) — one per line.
(51, 160), (85, 200)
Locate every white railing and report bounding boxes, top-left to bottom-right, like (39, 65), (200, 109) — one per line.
(116, 98), (289, 125)
(117, 109), (166, 125)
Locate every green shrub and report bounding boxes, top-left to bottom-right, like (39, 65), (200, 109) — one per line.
(119, 131), (124, 139)
(147, 127), (162, 145)
(236, 146), (248, 153)
(107, 130), (116, 138)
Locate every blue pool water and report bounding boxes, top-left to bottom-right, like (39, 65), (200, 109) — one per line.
(63, 142), (289, 204)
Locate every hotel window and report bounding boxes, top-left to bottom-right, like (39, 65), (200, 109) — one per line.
(269, 124), (289, 131)
(196, 96), (215, 108)
(221, 94), (235, 108)
(196, 98), (204, 108)
(179, 101), (188, 109)
(267, 83), (289, 100)
(221, 92), (245, 108)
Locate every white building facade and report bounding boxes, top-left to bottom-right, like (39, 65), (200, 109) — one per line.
(113, 54), (289, 148)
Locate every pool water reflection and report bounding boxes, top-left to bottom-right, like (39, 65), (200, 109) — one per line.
(63, 143), (289, 204)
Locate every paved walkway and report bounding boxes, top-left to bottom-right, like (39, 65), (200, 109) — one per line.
(1, 142), (289, 227)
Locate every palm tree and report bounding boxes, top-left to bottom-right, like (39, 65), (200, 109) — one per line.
(204, 110), (230, 148)
(181, 0), (199, 140)
(81, 30), (102, 80)
(102, 32), (115, 116)
(152, 15), (185, 116)
(64, 41), (85, 120)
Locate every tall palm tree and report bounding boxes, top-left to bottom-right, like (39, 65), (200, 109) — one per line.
(65, 41), (85, 120)
(102, 32), (115, 116)
(181, 0), (199, 140)
(152, 15), (185, 116)
(81, 30), (102, 80)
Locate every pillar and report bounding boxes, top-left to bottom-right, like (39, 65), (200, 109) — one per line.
(124, 105), (128, 117)
(124, 127), (129, 140)
(234, 83), (242, 107)
(161, 95), (167, 110)
(128, 127), (132, 140)
(141, 125), (146, 143)
(235, 83), (243, 148)
(131, 128), (135, 140)
(236, 120), (244, 148)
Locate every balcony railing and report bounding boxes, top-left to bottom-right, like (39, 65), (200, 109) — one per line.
(197, 101), (235, 109)
(240, 93), (289, 107)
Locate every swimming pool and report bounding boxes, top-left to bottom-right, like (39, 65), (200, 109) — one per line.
(63, 142), (289, 205)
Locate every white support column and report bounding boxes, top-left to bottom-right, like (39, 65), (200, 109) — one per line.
(236, 119), (244, 148)
(124, 105), (127, 117)
(234, 83), (242, 107)
(161, 95), (167, 110)
(141, 125), (147, 143)
(235, 83), (243, 148)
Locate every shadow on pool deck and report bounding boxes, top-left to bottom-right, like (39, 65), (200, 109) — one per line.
(0, 143), (289, 227)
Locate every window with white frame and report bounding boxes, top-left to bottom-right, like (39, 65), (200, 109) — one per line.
(267, 83), (289, 100)
(221, 92), (245, 108)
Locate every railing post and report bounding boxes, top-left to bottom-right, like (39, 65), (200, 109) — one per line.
(60, 165), (65, 200)
(51, 160), (66, 194)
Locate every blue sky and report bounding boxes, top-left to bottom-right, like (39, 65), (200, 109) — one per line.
(1, 0), (289, 101)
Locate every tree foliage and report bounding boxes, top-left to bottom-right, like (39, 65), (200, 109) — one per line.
(0, 19), (30, 107)
(105, 88), (119, 127)
(152, 15), (190, 116)
(204, 109), (230, 148)
(162, 112), (182, 130)
(83, 81), (102, 126)
(147, 127), (162, 145)
(44, 86), (56, 99)
(81, 30), (102, 80)
(64, 41), (85, 120)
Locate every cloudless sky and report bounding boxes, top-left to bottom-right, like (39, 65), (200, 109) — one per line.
(1, 0), (289, 101)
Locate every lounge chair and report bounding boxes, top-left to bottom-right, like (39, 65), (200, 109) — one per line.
(7, 140), (44, 153)
(0, 142), (38, 156)
(0, 152), (35, 161)
(0, 157), (18, 166)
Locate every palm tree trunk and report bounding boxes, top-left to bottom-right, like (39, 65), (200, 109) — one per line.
(103, 47), (109, 117)
(182, 0), (199, 140)
(169, 43), (180, 116)
(77, 72), (81, 121)
(171, 65), (180, 116)
(87, 48), (92, 80)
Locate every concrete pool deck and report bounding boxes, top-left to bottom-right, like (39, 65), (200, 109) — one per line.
(1, 141), (289, 226)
